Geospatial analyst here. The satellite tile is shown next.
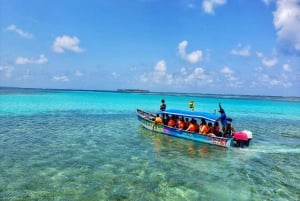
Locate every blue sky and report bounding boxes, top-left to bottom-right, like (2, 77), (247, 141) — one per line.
(0, 0), (299, 96)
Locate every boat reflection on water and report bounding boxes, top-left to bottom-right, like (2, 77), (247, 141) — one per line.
(139, 128), (227, 159)
(187, 143), (210, 157)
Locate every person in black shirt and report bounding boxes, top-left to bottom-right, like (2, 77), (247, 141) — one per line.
(160, 99), (166, 111)
(160, 99), (166, 121)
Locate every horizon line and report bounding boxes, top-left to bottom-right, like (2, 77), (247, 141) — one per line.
(1, 86), (300, 100)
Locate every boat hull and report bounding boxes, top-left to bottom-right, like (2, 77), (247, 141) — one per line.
(137, 109), (232, 148)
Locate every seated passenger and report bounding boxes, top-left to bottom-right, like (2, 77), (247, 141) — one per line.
(213, 121), (222, 137)
(164, 114), (170, 125)
(223, 123), (235, 138)
(186, 123), (196, 132)
(167, 117), (176, 127)
(194, 120), (199, 132)
(176, 117), (185, 130)
(200, 121), (208, 135)
(154, 114), (163, 124)
(152, 114), (163, 129)
(206, 122), (213, 133)
(206, 122), (216, 137)
(184, 118), (190, 129)
(213, 121), (220, 132)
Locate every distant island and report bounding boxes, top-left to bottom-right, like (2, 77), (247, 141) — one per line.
(117, 89), (150, 93)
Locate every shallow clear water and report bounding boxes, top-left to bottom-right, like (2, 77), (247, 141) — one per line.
(0, 88), (300, 200)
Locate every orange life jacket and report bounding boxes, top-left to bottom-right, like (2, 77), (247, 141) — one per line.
(200, 124), (209, 134)
(188, 123), (196, 132)
(168, 119), (175, 127)
(213, 126), (220, 132)
(177, 120), (185, 129)
(155, 117), (162, 124)
(206, 126), (213, 134)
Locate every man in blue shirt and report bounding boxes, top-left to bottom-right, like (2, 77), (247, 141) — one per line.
(216, 102), (227, 133)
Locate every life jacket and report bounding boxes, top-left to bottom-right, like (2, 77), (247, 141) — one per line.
(177, 120), (185, 129)
(200, 124), (209, 134)
(206, 126), (213, 134)
(187, 123), (196, 131)
(213, 126), (220, 132)
(168, 119), (176, 127)
(155, 117), (162, 124)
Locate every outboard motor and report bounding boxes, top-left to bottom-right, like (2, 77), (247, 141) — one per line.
(233, 131), (251, 148)
(242, 130), (252, 147)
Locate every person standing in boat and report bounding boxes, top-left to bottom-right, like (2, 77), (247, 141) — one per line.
(160, 99), (166, 111)
(189, 101), (194, 111)
(160, 99), (166, 120)
(216, 102), (227, 133)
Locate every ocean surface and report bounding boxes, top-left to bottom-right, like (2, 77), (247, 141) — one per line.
(0, 87), (299, 201)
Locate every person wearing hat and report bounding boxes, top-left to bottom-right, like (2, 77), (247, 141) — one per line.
(216, 102), (227, 133)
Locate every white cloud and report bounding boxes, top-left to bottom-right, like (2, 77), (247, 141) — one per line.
(256, 51), (264, 58)
(273, 0), (300, 54)
(262, 0), (274, 5)
(262, 57), (278, 67)
(15, 54), (48, 65)
(256, 51), (278, 67)
(140, 60), (174, 85)
(178, 41), (187, 56)
(231, 44), (251, 56)
(202, 0), (226, 14)
(184, 67), (213, 84)
(111, 72), (119, 79)
(140, 60), (214, 89)
(154, 60), (167, 75)
(52, 35), (84, 53)
(178, 40), (203, 63)
(0, 65), (14, 78)
(254, 59), (295, 89)
(186, 51), (203, 63)
(220, 66), (243, 87)
(220, 66), (233, 74)
(282, 64), (292, 72)
(53, 75), (69, 82)
(259, 73), (292, 87)
(6, 24), (33, 39)
(180, 67), (188, 76)
(74, 70), (83, 77)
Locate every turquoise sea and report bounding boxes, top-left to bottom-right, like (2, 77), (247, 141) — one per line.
(0, 87), (299, 201)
